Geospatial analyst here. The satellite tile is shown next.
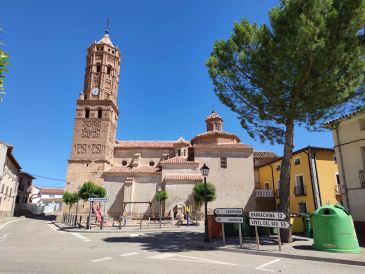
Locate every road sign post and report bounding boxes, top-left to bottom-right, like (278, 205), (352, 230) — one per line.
(249, 211), (291, 251)
(214, 208), (244, 248)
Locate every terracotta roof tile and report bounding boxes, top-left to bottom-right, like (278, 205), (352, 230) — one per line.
(193, 143), (252, 150)
(160, 156), (199, 165)
(164, 174), (203, 181)
(253, 151), (278, 159)
(104, 165), (159, 175)
(115, 141), (175, 149)
(40, 188), (64, 195)
(191, 130), (241, 143)
(174, 136), (190, 146)
(323, 108), (365, 127)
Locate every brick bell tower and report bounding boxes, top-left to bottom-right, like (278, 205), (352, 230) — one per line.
(65, 28), (121, 192)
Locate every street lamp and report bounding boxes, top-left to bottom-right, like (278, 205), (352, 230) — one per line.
(200, 163), (210, 243)
(157, 186), (162, 228)
(75, 185), (81, 227)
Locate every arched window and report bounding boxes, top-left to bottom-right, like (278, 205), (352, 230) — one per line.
(85, 108), (90, 118)
(98, 108), (102, 119)
(96, 64), (101, 73)
(107, 66), (112, 75)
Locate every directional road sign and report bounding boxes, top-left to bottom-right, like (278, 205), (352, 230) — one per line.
(249, 218), (291, 228)
(249, 211), (288, 220)
(88, 197), (109, 202)
(214, 216), (244, 224)
(213, 208), (244, 216)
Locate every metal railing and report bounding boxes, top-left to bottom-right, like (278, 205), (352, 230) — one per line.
(359, 169), (365, 188)
(294, 185), (307, 196)
(255, 189), (274, 198)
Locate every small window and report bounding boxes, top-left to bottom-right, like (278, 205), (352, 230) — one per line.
(294, 157), (301, 165)
(276, 164), (281, 171)
(96, 64), (101, 73)
(149, 161), (155, 167)
(85, 109), (90, 118)
(334, 155), (337, 163)
(336, 174), (340, 186)
(264, 182), (270, 190)
(107, 66), (112, 75)
(15, 196), (20, 204)
(1, 184), (4, 193)
(177, 149), (181, 157)
(122, 160), (127, 166)
(5, 186), (8, 196)
(298, 202), (307, 213)
(220, 157), (227, 168)
(98, 108), (102, 119)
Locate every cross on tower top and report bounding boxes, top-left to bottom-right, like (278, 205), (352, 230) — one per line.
(105, 17), (110, 34)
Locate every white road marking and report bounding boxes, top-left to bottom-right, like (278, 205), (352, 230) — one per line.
(256, 258), (280, 272)
(148, 253), (238, 266)
(0, 233), (12, 241)
(0, 219), (24, 230)
(129, 233), (142, 237)
(70, 232), (91, 242)
(90, 257), (112, 263)
(47, 223), (65, 233)
(120, 252), (139, 257)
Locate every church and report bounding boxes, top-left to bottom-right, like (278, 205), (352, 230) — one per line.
(65, 31), (256, 219)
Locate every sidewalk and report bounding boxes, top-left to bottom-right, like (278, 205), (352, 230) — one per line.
(208, 235), (365, 266)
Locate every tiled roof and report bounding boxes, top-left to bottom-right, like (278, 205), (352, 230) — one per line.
(40, 188), (64, 195)
(160, 156), (199, 165)
(323, 108), (365, 127)
(19, 171), (36, 179)
(174, 136), (190, 146)
(206, 111), (223, 120)
(164, 174), (203, 181)
(115, 141), (175, 149)
(104, 165), (159, 175)
(191, 130), (241, 143)
(253, 151), (278, 159)
(40, 198), (63, 203)
(193, 143), (252, 150)
(97, 33), (114, 47)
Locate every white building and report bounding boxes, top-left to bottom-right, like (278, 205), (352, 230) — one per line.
(0, 142), (21, 217)
(324, 109), (365, 240)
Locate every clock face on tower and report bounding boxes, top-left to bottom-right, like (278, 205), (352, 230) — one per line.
(91, 87), (99, 96)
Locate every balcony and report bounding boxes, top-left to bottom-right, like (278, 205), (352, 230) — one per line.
(359, 169), (365, 188)
(255, 189), (274, 199)
(294, 185), (307, 196)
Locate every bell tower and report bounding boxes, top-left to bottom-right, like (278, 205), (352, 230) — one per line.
(65, 29), (121, 192)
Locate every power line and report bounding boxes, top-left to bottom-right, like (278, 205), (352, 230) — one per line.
(29, 173), (65, 182)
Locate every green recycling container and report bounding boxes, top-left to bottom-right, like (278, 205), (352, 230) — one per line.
(312, 204), (360, 253)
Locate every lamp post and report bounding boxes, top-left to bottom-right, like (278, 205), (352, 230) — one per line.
(75, 185), (81, 227)
(200, 163), (210, 243)
(157, 186), (162, 228)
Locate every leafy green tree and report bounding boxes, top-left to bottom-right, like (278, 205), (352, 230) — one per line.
(0, 27), (9, 101)
(154, 190), (168, 219)
(193, 182), (216, 207)
(78, 181), (106, 201)
(207, 0), (365, 242)
(154, 190), (168, 202)
(63, 191), (78, 213)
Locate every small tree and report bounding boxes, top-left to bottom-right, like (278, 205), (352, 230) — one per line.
(78, 181), (106, 201)
(193, 182), (216, 219)
(154, 190), (168, 219)
(63, 191), (78, 214)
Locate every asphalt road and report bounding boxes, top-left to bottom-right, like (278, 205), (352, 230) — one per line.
(0, 217), (364, 274)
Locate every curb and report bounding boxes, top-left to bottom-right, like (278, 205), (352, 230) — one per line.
(213, 246), (365, 267)
(52, 222), (203, 234)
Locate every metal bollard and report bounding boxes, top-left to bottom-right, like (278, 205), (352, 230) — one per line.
(100, 216), (104, 230)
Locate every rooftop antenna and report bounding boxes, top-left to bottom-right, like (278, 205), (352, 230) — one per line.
(105, 17), (110, 34)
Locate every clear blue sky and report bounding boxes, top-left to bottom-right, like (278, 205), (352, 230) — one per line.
(0, 0), (334, 188)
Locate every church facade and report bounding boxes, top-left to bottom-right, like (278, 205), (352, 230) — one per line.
(65, 32), (255, 218)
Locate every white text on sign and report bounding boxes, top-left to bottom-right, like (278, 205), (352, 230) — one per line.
(249, 218), (291, 228)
